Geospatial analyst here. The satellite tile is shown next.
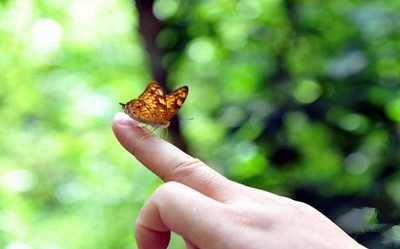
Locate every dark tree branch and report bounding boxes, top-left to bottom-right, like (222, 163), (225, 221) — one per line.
(133, 0), (188, 152)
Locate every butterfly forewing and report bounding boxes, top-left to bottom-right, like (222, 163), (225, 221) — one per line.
(120, 81), (188, 129)
(138, 82), (166, 108)
(138, 82), (168, 123)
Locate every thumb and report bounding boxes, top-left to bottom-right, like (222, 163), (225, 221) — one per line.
(135, 181), (227, 249)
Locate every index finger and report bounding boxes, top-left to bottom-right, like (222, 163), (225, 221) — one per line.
(112, 112), (232, 200)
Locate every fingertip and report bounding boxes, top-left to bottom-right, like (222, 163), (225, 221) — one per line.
(112, 112), (147, 139)
(112, 112), (151, 155)
(113, 112), (137, 127)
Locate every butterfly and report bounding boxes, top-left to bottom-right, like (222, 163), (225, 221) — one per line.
(119, 81), (188, 128)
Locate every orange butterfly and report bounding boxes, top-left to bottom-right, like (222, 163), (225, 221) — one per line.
(120, 81), (188, 128)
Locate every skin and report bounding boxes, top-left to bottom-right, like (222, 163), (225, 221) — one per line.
(112, 112), (367, 249)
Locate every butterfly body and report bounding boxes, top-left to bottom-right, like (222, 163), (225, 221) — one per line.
(120, 81), (188, 128)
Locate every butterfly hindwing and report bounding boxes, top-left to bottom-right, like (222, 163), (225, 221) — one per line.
(165, 86), (188, 121)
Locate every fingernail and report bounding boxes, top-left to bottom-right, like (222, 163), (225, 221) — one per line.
(114, 112), (134, 126)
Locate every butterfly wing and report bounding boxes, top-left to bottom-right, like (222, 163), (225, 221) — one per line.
(164, 85), (188, 122)
(120, 82), (188, 129)
(120, 82), (167, 126)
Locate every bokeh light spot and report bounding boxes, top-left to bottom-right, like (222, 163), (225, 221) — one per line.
(344, 152), (370, 174)
(338, 113), (370, 134)
(187, 38), (215, 64)
(32, 18), (62, 52)
(0, 169), (37, 193)
(385, 98), (400, 122)
(153, 0), (179, 20)
(294, 80), (321, 104)
(236, 0), (262, 19)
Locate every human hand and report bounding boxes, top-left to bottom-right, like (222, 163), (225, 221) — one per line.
(112, 113), (367, 249)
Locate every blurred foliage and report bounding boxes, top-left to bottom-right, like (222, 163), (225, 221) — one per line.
(1, 0), (400, 248)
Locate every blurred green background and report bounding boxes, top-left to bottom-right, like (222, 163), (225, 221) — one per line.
(1, 0), (400, 248)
